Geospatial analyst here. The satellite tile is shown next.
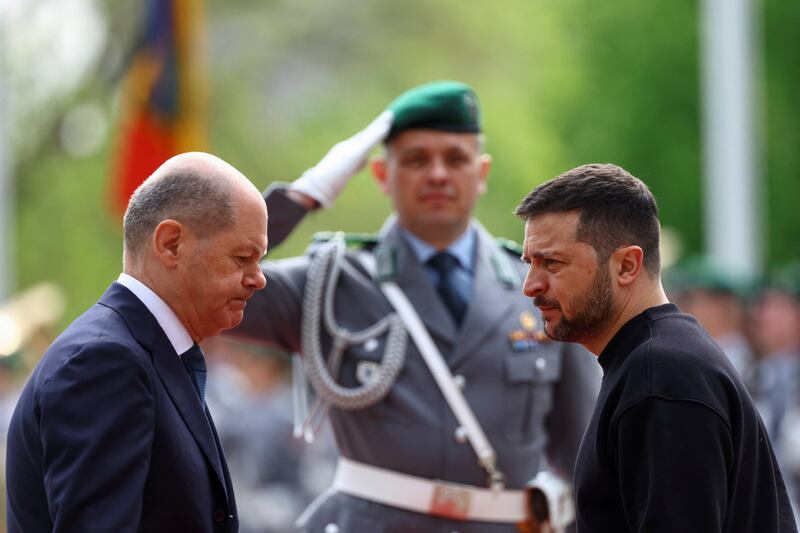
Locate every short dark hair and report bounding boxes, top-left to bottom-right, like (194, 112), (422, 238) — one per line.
(514, 163), (661, 275)
(123, 169), (236, 258)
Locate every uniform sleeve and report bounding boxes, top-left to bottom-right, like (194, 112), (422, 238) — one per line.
(38, 342), (155, 533)
(228, 184), (311, 351)
(614, 397), (733, 533)
(229, 258), (307, 352)
(264, 184), (311, 250)
(545, 342), (601, 479)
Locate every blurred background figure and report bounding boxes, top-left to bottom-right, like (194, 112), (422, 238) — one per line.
(0, 283), (64, 529)
(665, 256), (755, 377)
(0, 283), (65, 438)
(747, 263), (800, 518)
(203, 336), (336, 533)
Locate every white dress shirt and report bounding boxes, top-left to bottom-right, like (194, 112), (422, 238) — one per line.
(117, 273), (194, 356)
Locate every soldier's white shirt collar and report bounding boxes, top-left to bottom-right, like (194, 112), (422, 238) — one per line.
(401, 226), (476, 272)
(117, 273), (194, 356)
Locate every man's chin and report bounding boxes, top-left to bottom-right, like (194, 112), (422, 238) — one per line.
(228, 311), (245, 328)
(546, 319), (583, 344)
(543, 320), (563, 342)
(216, 311), (246, 335)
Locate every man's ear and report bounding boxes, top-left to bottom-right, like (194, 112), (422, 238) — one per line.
(477, 154), (492, 195)
(151, 219), (184, 268)
(613, 245), (644, 287)
(371, 156), (390, 195)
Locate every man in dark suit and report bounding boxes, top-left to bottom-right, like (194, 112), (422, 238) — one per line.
(5, 152), (269, 532)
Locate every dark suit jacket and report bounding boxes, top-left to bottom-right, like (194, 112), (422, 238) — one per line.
(6, 283), (238, 533)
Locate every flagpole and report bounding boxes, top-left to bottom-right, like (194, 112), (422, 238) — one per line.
(701, 0), (760, 279)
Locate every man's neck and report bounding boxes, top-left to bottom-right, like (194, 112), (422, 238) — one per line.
(123, 265), (202, 343)
(584, 281), (670, 356)
(401, 222), (471, 251)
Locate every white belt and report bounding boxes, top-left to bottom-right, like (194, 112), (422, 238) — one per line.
(332, 458), (528, 523)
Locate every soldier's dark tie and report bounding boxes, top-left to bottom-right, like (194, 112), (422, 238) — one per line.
(181, 344), (207, 402)
(428, 252), (467, 326)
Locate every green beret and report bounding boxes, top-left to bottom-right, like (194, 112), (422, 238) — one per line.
(386, 80), (481, 140)
(664, 256), (745, 295)
(766, 261), (800, 298)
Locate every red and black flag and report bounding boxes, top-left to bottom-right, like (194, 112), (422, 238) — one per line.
(110, 0), (207, 215)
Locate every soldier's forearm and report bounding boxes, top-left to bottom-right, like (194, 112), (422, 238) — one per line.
(263, 184), (313, 251)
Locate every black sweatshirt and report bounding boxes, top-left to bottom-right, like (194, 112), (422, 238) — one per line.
(574, 303), (797, 533)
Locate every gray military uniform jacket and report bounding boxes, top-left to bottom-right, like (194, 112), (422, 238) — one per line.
(232, 186), (600, 532)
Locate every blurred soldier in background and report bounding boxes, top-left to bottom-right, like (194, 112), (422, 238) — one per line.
(748, 264), (800, 519)
(231, 81), (600, 532)
(665, 256), (754, 376)
(204, 336), (336, 533)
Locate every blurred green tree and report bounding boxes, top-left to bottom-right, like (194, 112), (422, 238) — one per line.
(8, 0), (798, 327)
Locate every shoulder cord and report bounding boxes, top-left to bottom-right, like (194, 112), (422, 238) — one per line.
(297, 234), (407, 440)
(296, 233), (506, 489)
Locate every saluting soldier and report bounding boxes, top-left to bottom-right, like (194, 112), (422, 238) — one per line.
(231, 81), (600, 532)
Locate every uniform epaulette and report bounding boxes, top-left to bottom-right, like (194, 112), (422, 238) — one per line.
(495, 237), (523, 257)
(312, 231), (380, 249)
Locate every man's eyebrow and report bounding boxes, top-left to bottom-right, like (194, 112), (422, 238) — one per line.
(521, 249), (556, 262)
(236, 243), (266, 257)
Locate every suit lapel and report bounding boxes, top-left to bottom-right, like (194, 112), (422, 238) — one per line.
(206, 405), (237, 514)
(150, 335), (228, 498)
(376, 224), (458, 346)
(450, 225), (519, 368)
(99, 283), (229, 500)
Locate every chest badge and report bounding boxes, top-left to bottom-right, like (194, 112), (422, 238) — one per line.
(520, 311), (537, 330)
(510, 311), (549, 351)
(509, 329), (540, 352)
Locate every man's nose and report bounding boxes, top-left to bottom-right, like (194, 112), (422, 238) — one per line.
(245, 267), (267, 290)
(522, 268), (545, 298)
(428, 157), (449, 182)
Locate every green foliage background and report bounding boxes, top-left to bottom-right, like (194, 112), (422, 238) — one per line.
(10, 0), (800, 326)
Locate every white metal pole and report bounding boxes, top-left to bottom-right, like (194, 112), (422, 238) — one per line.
(701, 0), (761, 279)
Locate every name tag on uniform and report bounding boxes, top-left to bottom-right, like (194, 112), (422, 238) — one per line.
(508, 330), (539, 352)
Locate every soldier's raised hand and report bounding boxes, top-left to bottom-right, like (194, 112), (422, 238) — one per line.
(289, 110), (393, 208)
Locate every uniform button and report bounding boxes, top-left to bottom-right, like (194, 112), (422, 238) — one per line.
(454, 426), (468, 443)
(324, 524), (340, 533)
(535, 357), (546, 371)
(214, 509), (226, 523)
(453, 374), (466, 390)
(364, 338), (379, 352)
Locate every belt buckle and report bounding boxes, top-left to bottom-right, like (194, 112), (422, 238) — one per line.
(429, 481), (472, 521)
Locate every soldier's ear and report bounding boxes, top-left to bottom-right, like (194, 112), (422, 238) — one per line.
(371, 157), (389, 194)
(477, 154), (491, 195)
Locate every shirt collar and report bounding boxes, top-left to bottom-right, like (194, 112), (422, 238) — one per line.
(117, 273), (194, 355)
(401, 226), (476, 272)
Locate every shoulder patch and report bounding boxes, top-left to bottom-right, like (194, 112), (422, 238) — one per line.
(495, 237), (523, 257)
(312, 231), (379, 249)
